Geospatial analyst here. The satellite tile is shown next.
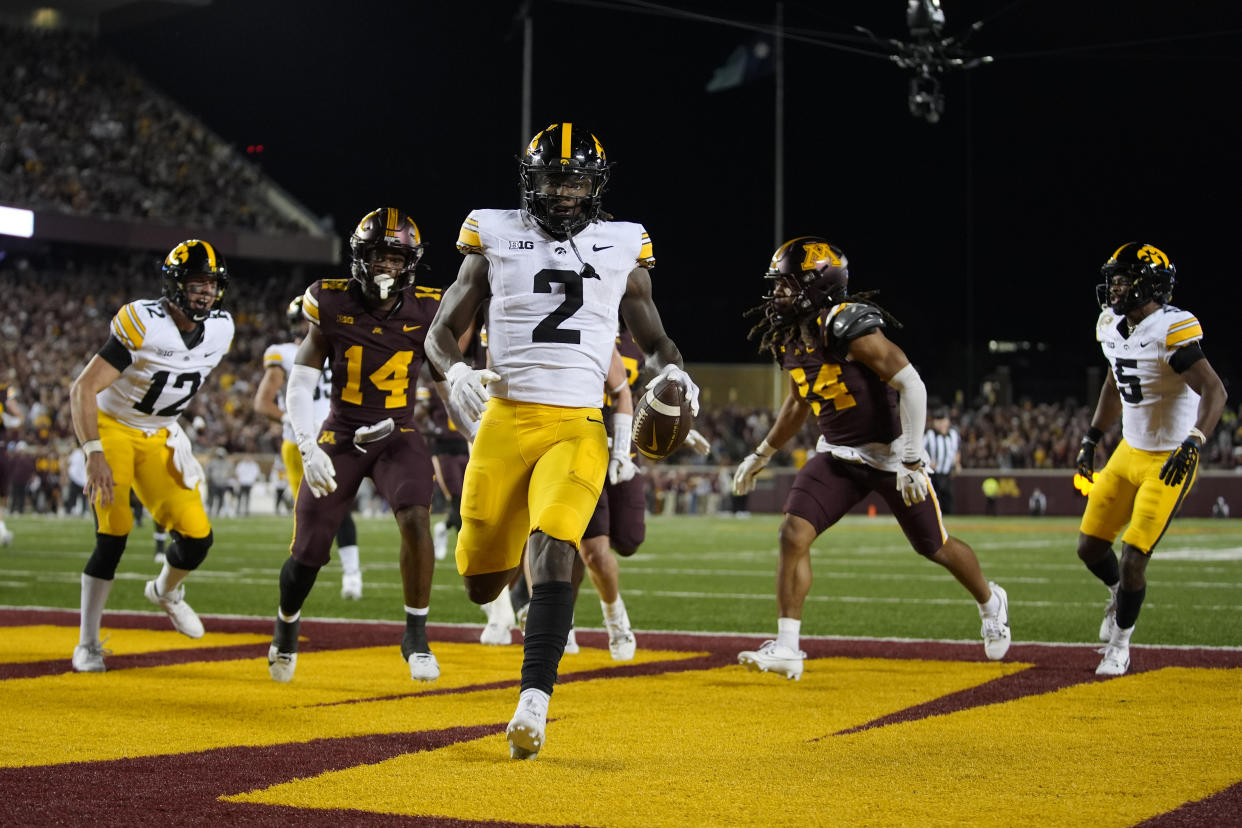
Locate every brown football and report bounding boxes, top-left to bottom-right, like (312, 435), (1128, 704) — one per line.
(632, 375), (693, 460)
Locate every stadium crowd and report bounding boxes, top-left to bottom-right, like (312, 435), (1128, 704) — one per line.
(0, 24), (310, 235)
(4, 248), (1241, 517)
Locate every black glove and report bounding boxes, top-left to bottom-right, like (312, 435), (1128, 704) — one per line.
(1075, 439), (1097, 483)
(1159, 438), (1200, 487)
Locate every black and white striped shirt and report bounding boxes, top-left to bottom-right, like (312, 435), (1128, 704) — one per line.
(923, 427), (961, 474)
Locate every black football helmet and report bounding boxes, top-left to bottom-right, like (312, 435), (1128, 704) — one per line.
(764, 236), (849, 326)
(349, 207), (424, 302)
(161, 239), (228, 323)
(1097, 242), (1176, 314)
(519, 123), (610, 238)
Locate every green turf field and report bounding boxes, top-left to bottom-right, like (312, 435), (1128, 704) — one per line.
(2, 512), (1240, 647)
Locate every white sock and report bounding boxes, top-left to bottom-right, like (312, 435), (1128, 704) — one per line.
(278, 608), (301, 623)
(404, 605), (428, 617)
(338, 544), (361, 576)
(154, 562), (188, 596)
(776, 617), (801, 651)
(80, 573), (113, 646)
(601, 596), (628, 627)
(1112, 623), (1135, 647)
(978, 589), (1001, 617)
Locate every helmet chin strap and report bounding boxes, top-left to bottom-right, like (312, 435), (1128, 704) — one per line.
(565, 233), (597, 279)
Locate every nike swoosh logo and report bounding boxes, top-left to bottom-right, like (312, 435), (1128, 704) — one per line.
(648, 431), (659, 451)
(1140, 340), (1152, 347)
(592, 244), (614, 252)
(403, 324), (422, 332)
(400, 427), (415, 432)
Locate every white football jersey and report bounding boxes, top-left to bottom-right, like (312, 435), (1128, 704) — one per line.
(1095, 304), (1203, 451)
(457, 209), (654, 408)
(261, 341), (333, 443)
(97, 299), (234, 434)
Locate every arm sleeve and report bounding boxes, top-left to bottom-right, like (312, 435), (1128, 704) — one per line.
(98, 336), (133, 372)
(286, 364), (322, 446)
(886, 363), (927, 464)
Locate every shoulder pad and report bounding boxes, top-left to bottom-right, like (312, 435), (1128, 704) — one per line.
(109, 301), (149, 351)
(457, 213), (484, 254)
(321, 279), (350, 291)
(414, 285), (443, 301)
(826, 302), (885, 343)
(637, 229), (654, 269)
(1163, 307), (1203, 348)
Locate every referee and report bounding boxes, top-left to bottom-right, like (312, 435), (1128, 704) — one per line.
(923, 406), (962, 514)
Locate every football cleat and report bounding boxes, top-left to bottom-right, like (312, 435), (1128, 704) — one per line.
(1096, 642), (1130, 676)
(340, 571), (363, 601)
(738, 640), (805, 680)
(268, 617), (301, 683)
(607, 628), (637, 661)
(506, 690), (549, 760)
(1098, 587), (1119, 643)
(480, 592), (516, 645)
(407, 651), (440, 682)
(144, 579), (204, 639)
(564, 626), (579, 655)
(0, 528), (14, 547)
(72, 641), (110, 673)
(980, 582), (1011, 660)
(432, 522), (448, 561)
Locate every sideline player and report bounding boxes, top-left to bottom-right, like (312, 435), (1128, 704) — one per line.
(733, 236), (1010, 680)
(255, 295), (364, 599)
(1073, 243), (1224, 676)
(427, 123), (700, 759)
(68, 240), (233, 672)
(267, 207), (456, 684)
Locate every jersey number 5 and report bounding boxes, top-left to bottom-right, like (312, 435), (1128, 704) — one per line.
(1112, 357), (1143, 403)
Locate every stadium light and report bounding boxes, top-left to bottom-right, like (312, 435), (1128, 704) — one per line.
(0, 206), (34, 238)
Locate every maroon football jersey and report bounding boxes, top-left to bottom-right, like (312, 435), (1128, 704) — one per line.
(307, 279), (441, 430)
(780, 339), (900, 446)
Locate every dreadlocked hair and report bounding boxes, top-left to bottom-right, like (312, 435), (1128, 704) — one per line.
(745, 289), (903, 360)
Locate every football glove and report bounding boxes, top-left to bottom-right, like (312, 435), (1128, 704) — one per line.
(684, 428), (710, 456)
(732, 450), (771, 496)
(896, 461), (929, 506)
(1075, 439), (1096, 484)
(646, 364), (701, 417)
(447, 362), (501, 423)
(165, 421), (204, 490)
(298, 436), (337, 498)
(1158, 437), (1200, 487)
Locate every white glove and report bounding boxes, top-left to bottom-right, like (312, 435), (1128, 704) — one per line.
(732, 441), (775, 496)
(897, 461), (929, 506)
(684, 428), (710, 455)
(646, 364), (701, 417)
(447, 362), (501, 423)
(608, 412), (637, 485)
(298, 436), (337, 498)
(165, 421), (204, 490)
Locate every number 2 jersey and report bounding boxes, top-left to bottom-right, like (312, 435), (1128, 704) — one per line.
(457, 209), (654, 409)
(300, 278), (441, 431)
(1095, 304), (1204, 452)
(97, 299), (234, 434)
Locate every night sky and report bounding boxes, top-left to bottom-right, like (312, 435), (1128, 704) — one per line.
(99, 1), (1242, 405)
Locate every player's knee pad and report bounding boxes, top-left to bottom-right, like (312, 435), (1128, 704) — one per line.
(84, 533), (129, 580)
(166, 530), (212, 571)
(336, 512), (358, 548)
(535, 502), (588, 547)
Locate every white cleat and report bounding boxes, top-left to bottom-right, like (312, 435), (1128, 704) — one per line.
(738, 640), (805, 680)
(1098, 588), (1119, 643)
(144, 579), (204, 639)
(432, 522), (448, 561)
(408, 651), (440, 682)
(479, 591), (516, 645)
(267, 645), (297, 682)
(1096, 642), (1130, 676)
(606, 622), (637, 661)
(980, 582), (1011, 660)
(563, 626), (579, 655)
(340, 571), (363, 600)
(506, 690), (549, 760)
(0, 528), (13, 547)
(72, 641), (110, 673)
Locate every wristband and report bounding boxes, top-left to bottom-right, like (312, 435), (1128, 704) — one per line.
(1188, 427), (1206, 445)
(1083, 426), (1104, 445)
(756, 439), (776, 458)
(82, 439), (104, 455)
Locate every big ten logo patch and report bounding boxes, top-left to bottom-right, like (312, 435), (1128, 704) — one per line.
(508, 241), (535, 250)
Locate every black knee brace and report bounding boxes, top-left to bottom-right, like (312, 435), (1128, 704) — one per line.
(84, 533), (128, 580)
(279, 556), (321, 617)
(166, 530), (212, 571)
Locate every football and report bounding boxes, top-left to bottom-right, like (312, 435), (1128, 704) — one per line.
(632, 375), (693, 460)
